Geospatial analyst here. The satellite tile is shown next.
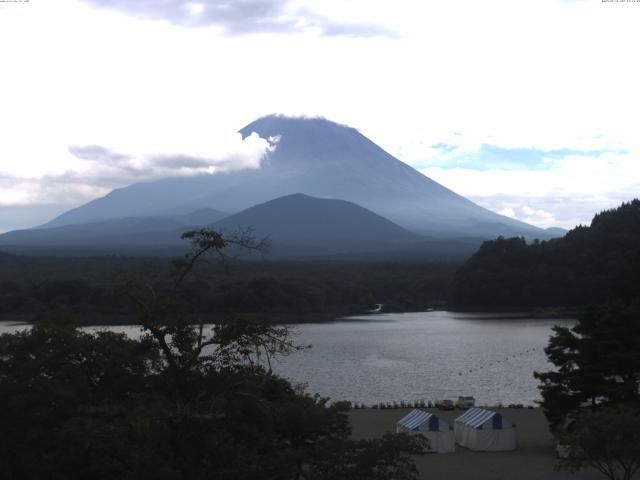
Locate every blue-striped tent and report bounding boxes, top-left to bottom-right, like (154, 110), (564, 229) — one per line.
(454, 408), (516, 451)
(396, 409), (455, 453)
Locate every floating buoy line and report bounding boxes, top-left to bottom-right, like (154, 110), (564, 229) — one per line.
(454, 347), (538, 377)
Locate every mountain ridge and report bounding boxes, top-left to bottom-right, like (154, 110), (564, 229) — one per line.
(0, 194), (485, 260)
(214, 193), (423, 246)
(40, 114), (552, 240)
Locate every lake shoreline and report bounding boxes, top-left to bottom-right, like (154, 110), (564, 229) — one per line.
(1, 312), (575, 407)
(0, 306), (580, 327)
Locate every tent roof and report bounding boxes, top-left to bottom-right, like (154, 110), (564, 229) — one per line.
(397, 409), (437, 431)
(455, 408), (501, 429)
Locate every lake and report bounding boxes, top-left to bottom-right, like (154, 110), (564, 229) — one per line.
(0, 311), (573, 406)
(273, 311), (573, 406)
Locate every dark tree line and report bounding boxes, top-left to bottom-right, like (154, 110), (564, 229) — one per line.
(0, 229), (428, 480)
(533, 204), (640, 479)
(535, 299), (640, 430)
(451, 200), (640, 309)
(535, 294), (640, 480)
(0, 256), (456, 323)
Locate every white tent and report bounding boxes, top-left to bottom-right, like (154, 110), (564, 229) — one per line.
(454, 408), (517, 451)
(396, 409), (455, 453)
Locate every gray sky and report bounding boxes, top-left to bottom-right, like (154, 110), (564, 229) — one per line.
(0, 0), (638, 232)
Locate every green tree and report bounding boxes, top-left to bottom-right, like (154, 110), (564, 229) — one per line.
(534, 300), (640, 431)
(451, 199), (640, 309)
(0, 228), (427, 480)
(557, 405), (640, 480)
(305, 433), (428, 480)
(0, 319), (171, 480)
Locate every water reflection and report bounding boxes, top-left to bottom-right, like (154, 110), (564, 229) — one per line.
(274, 311), (574, 406)
(0, 311), (573, 406)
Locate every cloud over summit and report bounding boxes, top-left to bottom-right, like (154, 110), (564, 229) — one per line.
(66, 130), (273, 184)
(0, 130), (273, 232)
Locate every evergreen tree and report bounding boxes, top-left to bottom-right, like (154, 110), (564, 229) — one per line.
(451, 199), (640, 308)
(557, 405), (640, 480)
(0, 228), (427, 480)
(535, 299), (640, 431)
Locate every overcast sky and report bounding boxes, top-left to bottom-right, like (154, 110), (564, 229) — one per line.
(0, 0), (638, 233)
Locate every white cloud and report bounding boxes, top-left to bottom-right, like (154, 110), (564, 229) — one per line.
(68, 130), (274, 181)
(496, 204), (558, 229)
(522, 209), (556, 228)
(421, 150), (639, 228)
(498, 207), (516, 218)
(0, 132), (272, 210)
(421, 151), (639, 201)
(0, 0), (639, 231)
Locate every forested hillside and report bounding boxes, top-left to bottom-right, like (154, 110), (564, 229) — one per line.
(451, 200), (640, 308)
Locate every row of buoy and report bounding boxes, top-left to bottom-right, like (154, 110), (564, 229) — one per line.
(456, 347), (538, 376)
(342, 401), (536, 410)
(331, 400), (430, 409)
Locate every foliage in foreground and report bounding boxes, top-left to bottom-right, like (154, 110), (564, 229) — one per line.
(535, 300), (640, 431)
(557, 405), (640, 480)
(535, 242), (640, 480)
(0, 229), (427, 480)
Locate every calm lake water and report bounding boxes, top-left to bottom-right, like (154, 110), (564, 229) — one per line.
(0, 311), (573, 406)
(274, 311), (573, 406)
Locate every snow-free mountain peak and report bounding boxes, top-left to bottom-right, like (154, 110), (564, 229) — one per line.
(41, 114), (550, 240)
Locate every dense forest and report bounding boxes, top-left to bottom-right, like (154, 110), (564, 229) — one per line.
(533, 244), (640, 479)
(0, 253), (456, 324)
(0, 230), (428, 479)
(3, 199), (638, 322)
(451, 200), (640, 308)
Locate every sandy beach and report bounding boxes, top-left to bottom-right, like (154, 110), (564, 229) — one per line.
(349, 407), (609, 480)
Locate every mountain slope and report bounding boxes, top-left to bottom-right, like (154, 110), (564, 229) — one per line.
(43, 115), (550, 239)
(0, 194), (484, 259)
(0, 208), (227, 250)
(213, 193), (423, 253)
(211, 194), (482, 259)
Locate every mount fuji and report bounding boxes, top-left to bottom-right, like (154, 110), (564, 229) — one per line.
(0, 115), (556, 257)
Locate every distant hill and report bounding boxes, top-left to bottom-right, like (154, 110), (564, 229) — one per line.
(212, 193), (483, 259)
(450, 199), (640, 308)
(176, 208), (227, 226)
(214, 193), (421, 249)
(42, 115), (552, 240)
(544, 227), (567, 237)
(0, 194), (483, 260)
(0, 208), (226, 252)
